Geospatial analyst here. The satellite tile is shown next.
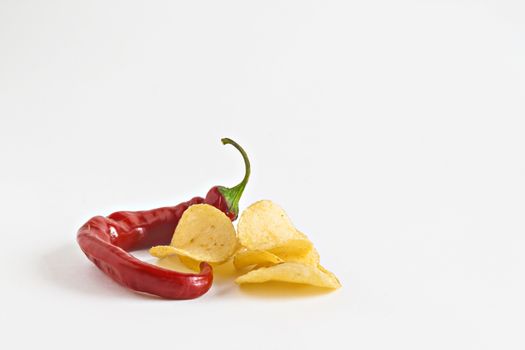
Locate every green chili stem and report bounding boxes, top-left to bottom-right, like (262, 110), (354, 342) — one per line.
(218, 138), (251, 217)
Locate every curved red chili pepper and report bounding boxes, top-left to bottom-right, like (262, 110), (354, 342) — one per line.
(77, 138), (250, 299)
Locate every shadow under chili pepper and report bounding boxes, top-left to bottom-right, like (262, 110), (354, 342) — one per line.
(37, 243), (154, 300)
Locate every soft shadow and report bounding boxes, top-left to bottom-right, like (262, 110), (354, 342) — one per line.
(239, 281), (335, 298)
(38, 243), (157, 300)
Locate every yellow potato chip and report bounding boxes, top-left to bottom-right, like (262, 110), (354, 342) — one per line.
(150, 204), (237, 263)
(267, 239), (314, 258)
(271, 246), (320, 266)
(317, 264), (341, 286)
(155, 255), (197, 274)
(149, 245), (178, 258)
(235, 262), (341, 289)
(177, 255), (226, 271)
(178, 255), (201, 271)
(233, 249), (284, 270)
(237, 200), (310, 251)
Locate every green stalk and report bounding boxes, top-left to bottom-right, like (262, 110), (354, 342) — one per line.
(217, 138), (251, 217)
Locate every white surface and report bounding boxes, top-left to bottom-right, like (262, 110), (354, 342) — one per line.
(1, 1), (524, 349)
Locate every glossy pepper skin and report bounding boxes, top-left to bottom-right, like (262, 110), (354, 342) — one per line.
(77, 138), (250, 299)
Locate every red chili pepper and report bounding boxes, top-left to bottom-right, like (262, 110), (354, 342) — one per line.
(77, 138), (250, 299)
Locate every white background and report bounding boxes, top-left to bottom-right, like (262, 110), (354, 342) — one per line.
(1, 1), (524, 349)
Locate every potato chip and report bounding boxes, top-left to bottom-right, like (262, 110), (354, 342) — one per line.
(155, 255), (197, 274)
(271, 246), (320, 266)
(233, 249), (284, 270)
(176, 255), (226, 271)
(235, 262), (341, 289)
(267, 239), (314, 259)
(178, 255), (201, 271)
(237, 200), (310, 250)
(149, 245), (178, 258)
(149, 204), (237, 263)
(317, 264), (341, 286)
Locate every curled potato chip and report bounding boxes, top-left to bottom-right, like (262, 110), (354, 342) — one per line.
(235, 262), (341, 289)
(178, 255), (201, 271)
(237, 200), (310, 251)
(154, 255), (197, 274)
(233, 249), (284, 270)
(271, 247), (320, 266)
(150, 204), (237, 263)
(267, 239), (313, 258)
(177, 255), (226, 271)
(317, 264), (341, 286)
(149, 245), (178, 258)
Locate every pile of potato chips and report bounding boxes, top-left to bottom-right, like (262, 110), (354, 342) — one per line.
(150, 200), (340, 290)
